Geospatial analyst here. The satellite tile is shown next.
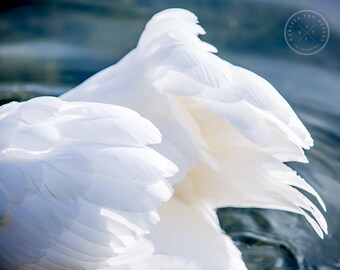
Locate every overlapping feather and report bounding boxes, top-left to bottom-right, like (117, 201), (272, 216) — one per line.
(62, 8), (327, 269)
(140, 9), (326, 237)
(0, 97), (177, 269)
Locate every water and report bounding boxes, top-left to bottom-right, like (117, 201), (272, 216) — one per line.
(0, 1), (339, 269)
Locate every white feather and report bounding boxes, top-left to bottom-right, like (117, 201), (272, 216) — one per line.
(0, 97), (177, 269)
(145, 179), (248, 270)
(61, 7), (326, 269)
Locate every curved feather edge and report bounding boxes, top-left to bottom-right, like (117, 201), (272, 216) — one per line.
(184, 99), (327, 238)
(143, 8), (313, 163)
(0, 97), (177, 269)
(135, 8), (326, 237)
(59, 8), (327, 269)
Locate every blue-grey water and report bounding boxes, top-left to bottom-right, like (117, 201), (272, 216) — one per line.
(0, 1), (339, 269)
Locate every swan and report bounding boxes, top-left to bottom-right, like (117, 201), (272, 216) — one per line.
(0, 8), (326, 270)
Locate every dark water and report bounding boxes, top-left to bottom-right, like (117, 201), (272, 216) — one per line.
(0, 1), (339, 269)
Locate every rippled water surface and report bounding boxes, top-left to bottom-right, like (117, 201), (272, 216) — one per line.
(1, 1), (339, 269)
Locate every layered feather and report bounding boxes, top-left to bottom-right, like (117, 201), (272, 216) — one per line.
(138, 9), (326, 237)
(112, 178), (247, 270)
(0, 97), (177, 269)
(62, 8), (327, 269)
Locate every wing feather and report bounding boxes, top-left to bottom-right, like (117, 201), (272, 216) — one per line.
(59, 8), (327, 269)
(0, 97), (177, 269)
(185, 100), (327, 237)
(147, 9), (313, 162)
(138, 9), (325, 237)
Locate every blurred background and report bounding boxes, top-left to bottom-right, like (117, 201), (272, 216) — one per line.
(0, 0), (339, 269)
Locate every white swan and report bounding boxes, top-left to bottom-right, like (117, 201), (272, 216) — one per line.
(0, 8), (326, 270)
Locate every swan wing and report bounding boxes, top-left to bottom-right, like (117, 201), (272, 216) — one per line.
(60, 9), (326, 266)
(145, 9), (313, 163)
(0, 97), (177, 269)
(137, 9), (326, 238)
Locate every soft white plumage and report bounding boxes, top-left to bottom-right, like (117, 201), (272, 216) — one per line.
(0, 97), (177, 269)
(62, 8), (327, 269)
(0, 8), (326, 270)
